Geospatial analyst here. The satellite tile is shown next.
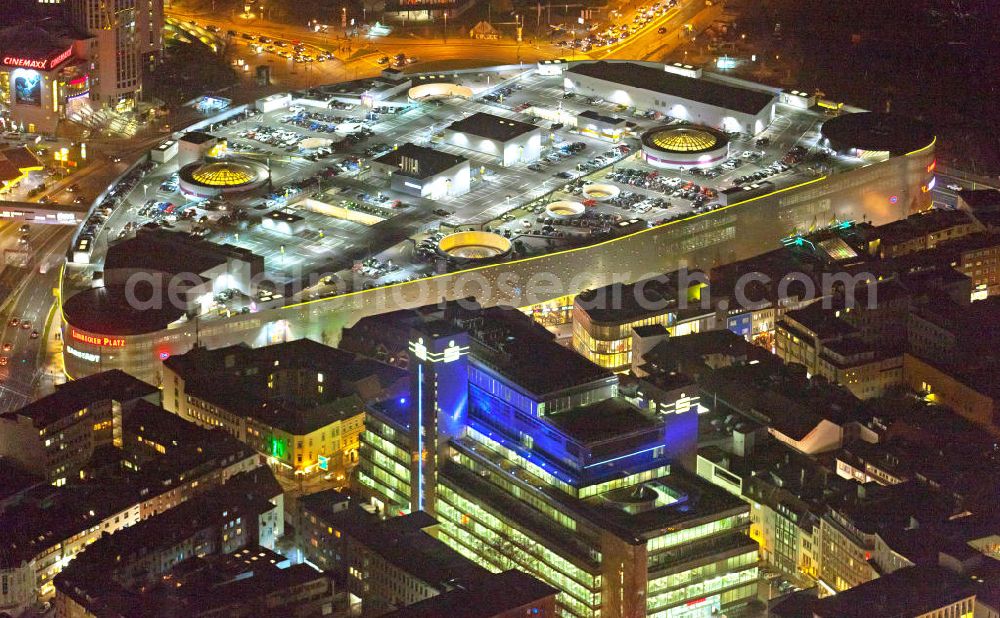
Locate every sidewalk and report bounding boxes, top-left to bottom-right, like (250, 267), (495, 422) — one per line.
(33, 284), (65, 398)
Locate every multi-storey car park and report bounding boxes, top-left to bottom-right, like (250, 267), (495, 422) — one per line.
(57, 60), (935, 383)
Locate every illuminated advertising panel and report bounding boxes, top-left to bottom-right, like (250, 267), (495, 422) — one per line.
(70, 328), (126, 348)
(12, 69), (41, 106)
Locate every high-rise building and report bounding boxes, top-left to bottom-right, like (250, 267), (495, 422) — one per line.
(407, 320), (470, 513)
(67, 0), (161, 110)
(359, 306), (758, 618)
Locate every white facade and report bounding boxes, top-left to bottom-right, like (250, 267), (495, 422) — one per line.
(388, 160), (471, 200)
(565, 65), (777, 136)
(443, 127), (541, 167)
(256, 92), (291, 113)
(150, 139), (177, 163)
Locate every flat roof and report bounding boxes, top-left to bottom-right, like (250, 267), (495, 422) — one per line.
(342, 511), (490, 587)
(383, 570), (557, 618)
(578, 109), (626, 126)
(546, 398), (659, 445)
(0, 25), (77, 68)
(446, 112), (539, 142)
(821, 111), (934, 156)
(576, 277), (681, 324)
(467, 307), (613, 398)
(782, 303), (858, 339)
(374, 142), (468, 179)
(567, 61), (775, 115)
(62, 285), (186, 336)
(959, 189), (1000, 210)
(165, 339), (405, 433)
(813, 565), (972, 618)
(179, 131), (217, 145)
(104, 228), (260, 275)
(699, 362), (864, 440)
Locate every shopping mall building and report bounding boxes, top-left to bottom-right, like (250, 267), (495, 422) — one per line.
(59, 64), (937, 384)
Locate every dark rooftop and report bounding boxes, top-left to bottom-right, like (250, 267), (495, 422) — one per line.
(821, 111), (935, 157)
(165, 339), (405, 433)
(341, 511), (491, 588)
(567, 61), (775, 115)
(464, 307), (614, 397)
(0, 146), (41, 173)
(374, 142), (467, 179)
(179, 131), (217, 145)
(0, 458), (43, 503)
(383, 570), (557, 618)
(5, 370), (157, 427)
(632, 324), (669, 338)
(874, 208), (978, 248)
(446, 112), (539, 141)
(575, 276), (682, 324)
(781, 303), (858, 340)
(61, 285), (187, 336)
(577, 109), (626, 126)
(699, 362), (864, 441)
(0, 25), (79, 67)
(104, 227), (260, 275)
(959, 188), (1000, 211)
(547, 397), (659, 445)
(812, 564), (972, 618)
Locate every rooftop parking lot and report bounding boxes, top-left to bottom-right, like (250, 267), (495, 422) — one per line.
(81, 66), (860, 310)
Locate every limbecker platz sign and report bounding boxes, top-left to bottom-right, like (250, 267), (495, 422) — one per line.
(2, 46), (74, 71)
(71, 329), (126, 348)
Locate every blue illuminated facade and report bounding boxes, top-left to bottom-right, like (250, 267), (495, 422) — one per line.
(358, 312), (756, 618)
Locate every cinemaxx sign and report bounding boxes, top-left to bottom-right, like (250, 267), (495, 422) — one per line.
(2, 46), (73, 71)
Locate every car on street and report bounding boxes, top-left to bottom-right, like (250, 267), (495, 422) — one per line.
(2, 343), (11, 352)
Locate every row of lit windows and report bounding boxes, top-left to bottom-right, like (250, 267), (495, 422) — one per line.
(438, 486), (598, 591)
(464, 427), (577, 498)
(646, 514), (746, 553)
(646, 567), (758, 612)
(468, 365), (538, 417)
(647, 550), (757, 595)
(578, 465), (671, 499)
(356, 469), (409, 507)
(453, 445), (579, 531)
(436, 508), (598, 618)
(363, 431), (410, 465)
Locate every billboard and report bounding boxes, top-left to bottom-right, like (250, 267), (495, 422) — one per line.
(12, 69), (41, 107)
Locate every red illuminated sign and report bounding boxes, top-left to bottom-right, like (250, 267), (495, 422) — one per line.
(70, 329), (126, 348)
(2, 46), (74, 71)
(3, 57), (46, 69)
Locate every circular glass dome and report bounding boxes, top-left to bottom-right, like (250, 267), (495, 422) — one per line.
(191, 162), (258, 187)
(650, 128), (718, 152)
(437, 231), (512, 261)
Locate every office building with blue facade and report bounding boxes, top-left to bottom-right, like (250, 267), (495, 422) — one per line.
(357, 305), (758, 618)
